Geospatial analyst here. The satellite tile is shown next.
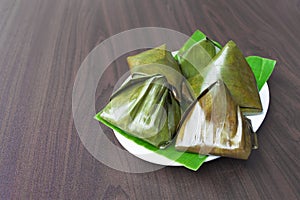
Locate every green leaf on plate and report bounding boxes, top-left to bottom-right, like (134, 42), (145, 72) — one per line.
(246, 56), (276, 91)
(95, 112), (207, 171)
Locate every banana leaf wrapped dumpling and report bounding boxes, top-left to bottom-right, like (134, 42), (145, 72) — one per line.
(175, 80), (257, 159)
(127, 44), (195, 111)
(178, 38), (216, 80)
(127, 44), (181, 72)
(177, 38), (217, 97)
(99, 73), (181, 148)
(127, 45), (183, 99)
(201, 41), (262, 114)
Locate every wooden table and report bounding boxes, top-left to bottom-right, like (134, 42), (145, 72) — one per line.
(1, 0), (299, 199)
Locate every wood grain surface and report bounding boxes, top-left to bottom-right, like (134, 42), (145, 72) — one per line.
(0, 0), (299, 199)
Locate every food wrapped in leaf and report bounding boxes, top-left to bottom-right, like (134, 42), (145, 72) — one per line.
(127, 44), (180, 72)
(178, 38), (216, 80)
(187, 74), (204, 97)
(175, 80), (257, 160)
(99, 73), (181, 148)
(201, 41), (262, 114)
(127, 44), (195, 111)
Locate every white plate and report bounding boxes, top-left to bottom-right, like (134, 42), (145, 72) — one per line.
(114, 83), (270, 166)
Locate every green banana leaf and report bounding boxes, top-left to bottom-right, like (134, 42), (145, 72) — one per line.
(179, 39), (216, 80)
(127, 44), (181, 72)
(175, 31), (220, 97)
(127, 44), (196, 113)
(186, 74), (204, 97)
(95, 114), (207, 170)
(127, 45), (184, 101)
(246, 56), (276, 91)
(175, 30), (221, 61)
(176, 80), (255, 160)
(99, 73), (181, 148)
(200, 41), (262, 115)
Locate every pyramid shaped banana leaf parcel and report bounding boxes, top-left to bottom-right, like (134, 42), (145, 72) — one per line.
(175, 80), (256, 160)
(200, 41), (262, 114)
(99, 73), (181, 148)
(127, 45), (184, 101)
(127, 44), (181, 72)
(127, 44), (195, 111)
(179, 38), (216, 80)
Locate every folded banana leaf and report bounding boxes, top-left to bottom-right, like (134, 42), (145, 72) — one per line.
(175, 30), (221, 60)
(127, 44), (196, 112)
(127, 45), (184, 100)
(127, 45), (180, 71)
(176, 30), (276, 93)
(200, 41), (262, 115)
(99, 73), (181, 148)
(246, 56), (277, 91)
(175, 31), (220, 97)
(175, 80), (256, 159)
(187, 74), (203, 97)
(178, 38), (216, 80)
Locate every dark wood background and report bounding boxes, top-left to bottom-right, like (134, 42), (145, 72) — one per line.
(0, 0), (299, 199)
